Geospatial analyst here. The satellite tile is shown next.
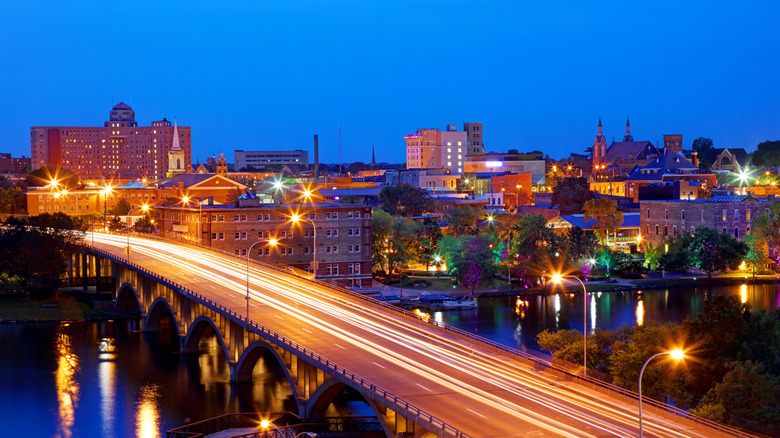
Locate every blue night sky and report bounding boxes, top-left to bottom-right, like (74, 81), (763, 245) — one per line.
(1, 1), (779, 165)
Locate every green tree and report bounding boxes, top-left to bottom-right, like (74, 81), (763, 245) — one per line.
(110, 199), (131, 216)
(642, 242), (661, 270)
(690, 226), (748, 278)
(582, 198), (623, 246)
(751, 140), (780, 167)
(512, 214), (563, 284)
(692, 137), (714, 168)
(416, 218), (442, 269)
(0, 186), (25, 214)
(743, 233), (767, 277)
(371, 210), (421, 276)
(446, 235), (499, 293)
(25, 166), (80, 190)
(551, 177), (595, 214)
(442, 206), (480, 235)
(378, 184), (433, 217)
(753, 201), (780, 262)
(658, 233), (694, 272)
(692, 361), (780, 435)
(0, 213), (86, 295)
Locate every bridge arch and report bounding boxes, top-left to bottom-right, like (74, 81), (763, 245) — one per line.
(183, 315), (230, 361)
(145, 297), (181, 336)
(234, 340), (300, 401)
(307, 381), (402, 438)
(115, 282), (141, 313)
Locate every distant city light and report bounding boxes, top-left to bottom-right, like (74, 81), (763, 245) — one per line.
(485, 161), (503, 168)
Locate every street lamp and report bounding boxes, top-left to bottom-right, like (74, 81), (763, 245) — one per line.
(550, 273), (589, 375)
(101, 186), (113, 231)
(290, 213), (317, 277)
(126, 204), (149, 261)
(183, 196), (205, 246)
(515, 184), (522, 208)
(638, 350), (686, 438)
(246, 238), (278, 322)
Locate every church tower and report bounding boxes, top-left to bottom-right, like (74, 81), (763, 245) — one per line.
(592, 117), (608, 169)
(166, 119), (187, 178)
(216, 152), (228, 176)
(623, 117), (633, 142)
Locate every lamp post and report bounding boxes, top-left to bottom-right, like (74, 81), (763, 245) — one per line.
(126, 204), (149, 261)
(638, 350), (685, 438)
(290, 213), (317, 277)
(101, 186), (113, 231)
(182, 196), (205, 246)
(246, 238), (278, 323)
(551, 274), (589, 375)
(514, 184), (522, 208)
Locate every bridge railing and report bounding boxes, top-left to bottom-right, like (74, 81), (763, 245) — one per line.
(87, 245), (471, 438)
(86, 242), (764, 438)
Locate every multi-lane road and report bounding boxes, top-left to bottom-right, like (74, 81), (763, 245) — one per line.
(91, 233), (742, 438)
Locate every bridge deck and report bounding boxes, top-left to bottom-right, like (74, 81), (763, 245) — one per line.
(92, 233), (750, 438)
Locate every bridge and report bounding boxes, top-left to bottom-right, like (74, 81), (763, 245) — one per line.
(71, 233), (761, 438)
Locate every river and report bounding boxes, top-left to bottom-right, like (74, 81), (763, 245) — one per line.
(1, 283), (777, 437)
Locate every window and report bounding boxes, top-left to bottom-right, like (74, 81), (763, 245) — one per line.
(326, 229), (331, 237)
(241, 214), (247, 222)
(309, 212), (316, 219)
(241, 249), (247, 256)
(355, 228), (360, 236)
(735, 227), (739, 238)
(664, 209), (668, 220)
(673, 226), (677, 237)
(702, 210), (705, 221)
(257, 214), (263, 221)
(734, 209), (739, 220)
(218, 215), (224, 222)
(723, 227), (727, 234)
(681, 210), (685, 221)
(681, 226), (685, 235)
(747, 226), (751, 235)
(646, 209), (650, 219)
(234, 214), (240, 222)
(235, 232), (240, 240)
(326, 265), (332, 276)
(264, 248), (270, 255)
(332, 265), (338, 275)
(218, 232), (224, 240)
(280, 247), (286, 255)
(241, 232), (247, 240)
(722, 210), (727, 221)
(646, 225), (650, 236)
(304, 247), (310, 254)
(332, 229), (338, 237)
(326, 212), (331, 220)
(347, 211), (353, 219)
(664, 226), (668, 236)
(235, 249), (240, 255)
(280, 230), (287, 239)
(211, 214), (217, 222)
(211, 233), (217, 240)
(264, 214), (270, 221)
(326, 246), (331, 254)
(348, 228), (353, 236)
(354, 244), (360, 252)
(348, 264), (354, 275)
(746, 209), (751, 221)
(305, 230), (311, 238)
(287, 247), (293, 255)
(332, 245), (338, 253)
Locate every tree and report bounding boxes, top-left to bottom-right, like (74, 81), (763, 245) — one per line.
(582, 198), (623, 246)
(551, 177), (595, 214)
(110, 199), (131, 216)
(642, 242), (661, 270)
(692, 137), (714, 168)
(379, 184), (433, 217)
(416, 218), (442, 269)
(226, 187), (244, 205)
(752, 201), (780, 262)
(0, 213), (86, 295)
(751, 140), (780, 167)
(743, 233), (768, 277)
(692, 361), (780, 435)
(371, 210), (420, 276)
(512, 214), (564, 284)
(26, 166), (80, 190)
(133, 216), (155, 233)
(690, 226), (748, 278)
(445, 235), (499, 293)
(658, 233), (695, 272)
(0, 186), (26, 214)
(442, 206), (480, 235)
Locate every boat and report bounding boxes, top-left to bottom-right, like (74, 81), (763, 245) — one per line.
(376, 294), (403, 305)
(416, 294), (478, 310)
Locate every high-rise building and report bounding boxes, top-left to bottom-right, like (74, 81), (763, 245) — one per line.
(30, 103), (191, 180)
(405, 123), (481, 174)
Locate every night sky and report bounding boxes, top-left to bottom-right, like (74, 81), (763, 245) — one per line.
(1, 1), (779, 165)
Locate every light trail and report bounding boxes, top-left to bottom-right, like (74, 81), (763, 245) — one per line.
(89, 234), (730, 438)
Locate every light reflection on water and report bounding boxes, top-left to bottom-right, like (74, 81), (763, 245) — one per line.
(99, 359), (116, 438)
(55, 325), (79, 438)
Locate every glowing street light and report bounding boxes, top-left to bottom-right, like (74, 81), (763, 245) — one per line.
(550, 273), (589, 374)
(290, 213), (317, 276)
(247, 238), (278, 322)
(638, 350), (686, 437)
(101, 186), (114, 231)
(126, 204), (150, 261)
(259, 419), (316, 438)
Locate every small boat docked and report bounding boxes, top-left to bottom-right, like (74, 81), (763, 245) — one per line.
(416, 294), (478, 310)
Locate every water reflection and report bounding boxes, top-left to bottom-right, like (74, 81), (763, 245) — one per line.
(590, 293), (597, 331)
(55, 324), (79, 438)
(136, 383), (161, 438)
(741, 284), (748, 304)
(99, 359), (116, 438)
(636, 299), (645, 326)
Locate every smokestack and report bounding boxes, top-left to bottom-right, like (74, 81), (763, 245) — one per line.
(692, 150), (698, 167)
(313, 134), (319, 179)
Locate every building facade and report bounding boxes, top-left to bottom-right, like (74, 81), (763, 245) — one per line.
(157, 202), (372, 288)
(405, 123), (482, 174)
(639, 194), (774, 246)
(0, 153), (31, 174)
(235, 150), (309, 170)
(30, 103), (191, 180)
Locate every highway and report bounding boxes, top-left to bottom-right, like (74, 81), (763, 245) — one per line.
(92, 233), (738, 438)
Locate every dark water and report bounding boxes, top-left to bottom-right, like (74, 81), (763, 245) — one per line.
(1, 283), (778, 437)
(431, 283), (780, 357)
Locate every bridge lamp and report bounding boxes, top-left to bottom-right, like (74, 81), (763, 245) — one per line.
(181, 195), (190, 204)
(289, 213), (317, 276)
(550, 273), (589, 375)
(638, 350), (686, 437)
(246, 238), (279, 323)
(126, 204), (150, 261)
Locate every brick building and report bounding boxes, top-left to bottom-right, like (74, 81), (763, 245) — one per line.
(405, 123), (483, 174)
(30, 102), (191, 180)
(156, 201), (372, 288)
(640, 194), (775, 246)
(491, 173), (533, 208)
(0, 153), (31, 174)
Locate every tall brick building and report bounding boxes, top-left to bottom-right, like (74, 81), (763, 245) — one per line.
(30, 103), (191, 180)
(156, 200), (372, 288)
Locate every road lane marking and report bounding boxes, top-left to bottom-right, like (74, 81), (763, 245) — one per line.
(301, 327), (312, 334)
(334, 343), (347, 350)
(274, 315), (283, 319)
(372, 362), (386, 369)
(416, 383), (432, 392)
(466, 408), (488, 419)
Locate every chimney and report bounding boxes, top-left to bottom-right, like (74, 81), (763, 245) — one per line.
(313, 134), (319, 179)
(692, 150), (698, 166)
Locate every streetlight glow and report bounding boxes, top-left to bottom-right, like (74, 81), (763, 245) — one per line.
(638, 349), (688, 437)
(551, 274), (563, 284)
(668, 349), (685, 360)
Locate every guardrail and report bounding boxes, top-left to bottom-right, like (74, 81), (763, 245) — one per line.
(86, 244), (470, 438)
(84, 238), (766, 438)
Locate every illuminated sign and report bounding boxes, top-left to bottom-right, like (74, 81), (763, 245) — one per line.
(485, 161), (503, 168)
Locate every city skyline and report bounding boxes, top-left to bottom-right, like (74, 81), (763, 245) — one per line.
(2, 1), (780, 165)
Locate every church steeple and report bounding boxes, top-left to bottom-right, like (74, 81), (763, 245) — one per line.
(166, 118), (187, 178)
(592, 117), (608, 170)
(623, 116), (633, 142)
(598, 117), (603, 135)
(371, 144), (376, 166)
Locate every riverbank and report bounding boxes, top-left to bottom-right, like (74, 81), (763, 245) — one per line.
(373, 272), (780, 299)
(0, 288), (132, 323)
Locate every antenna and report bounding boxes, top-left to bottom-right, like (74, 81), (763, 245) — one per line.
(339, 125), (342, 176)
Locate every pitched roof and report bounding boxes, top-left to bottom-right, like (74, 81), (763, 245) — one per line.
(625, 150), (700, 181)
(112, 102), (132, 110)
(156, 173), (244, 189)
(550, 212), (640, 230)
(604, 141), (659, 164)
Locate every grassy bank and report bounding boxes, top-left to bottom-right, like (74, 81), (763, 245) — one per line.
(0, 290), (118, 322)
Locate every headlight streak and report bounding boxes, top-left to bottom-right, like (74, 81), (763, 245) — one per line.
(92, 235), (704, 438)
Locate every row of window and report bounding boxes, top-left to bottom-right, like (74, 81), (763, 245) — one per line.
(325, 228), (362, 237)
(648, 224), (749, 239)
(324, 263), (362, 276)
(651, 208), (765, 222)
(210, 211), (366, 222)
(40, 204), (90, 212)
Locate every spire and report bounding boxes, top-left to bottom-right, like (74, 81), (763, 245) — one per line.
(623, 116), (633, 142)
(597, 117), (603, 136)
(371, 144), (376, 166)
(171, 118), (182, 151)
(626, 116), (630, 127)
